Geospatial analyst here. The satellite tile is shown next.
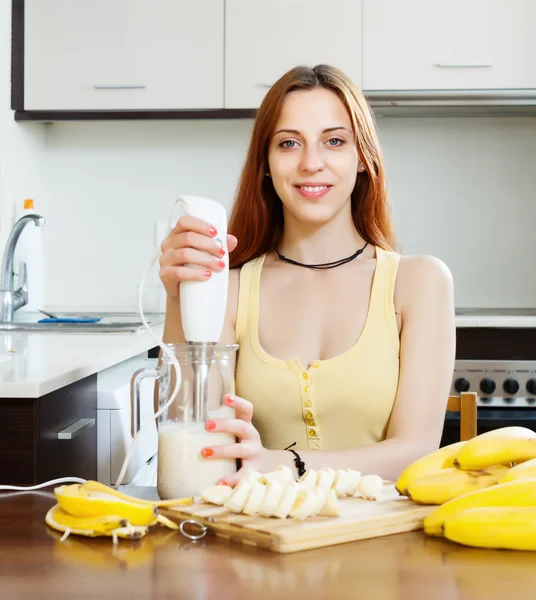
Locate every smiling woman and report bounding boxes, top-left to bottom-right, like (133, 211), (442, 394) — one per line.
(159, 64), (456, 486)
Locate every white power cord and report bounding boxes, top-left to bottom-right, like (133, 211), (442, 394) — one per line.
(0, 199), (185, 494)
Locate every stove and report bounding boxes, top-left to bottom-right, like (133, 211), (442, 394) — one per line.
(441, 310), (536, 444)
(452, 360), (536, 407)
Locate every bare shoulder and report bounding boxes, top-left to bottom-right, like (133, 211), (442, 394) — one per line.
(395, 254), (454, 313)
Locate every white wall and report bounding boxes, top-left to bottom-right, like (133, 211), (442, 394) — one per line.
(2, 3), (536, 312)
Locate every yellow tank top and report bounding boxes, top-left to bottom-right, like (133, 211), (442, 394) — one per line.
(235, 247), (401, 452)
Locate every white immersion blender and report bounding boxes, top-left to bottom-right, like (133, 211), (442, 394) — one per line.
(179, 196), (230, 422)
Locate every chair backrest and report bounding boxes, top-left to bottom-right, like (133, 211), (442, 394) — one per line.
(447, 391), (478, 441)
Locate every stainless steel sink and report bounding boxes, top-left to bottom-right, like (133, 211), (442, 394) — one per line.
(0, 312), (165, 333)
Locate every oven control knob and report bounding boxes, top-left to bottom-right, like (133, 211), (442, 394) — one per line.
(480, 378), (496, 395)
(454, 378), (470, 393)
(503, 378), (519, 395)
(526, 379), (536, 395)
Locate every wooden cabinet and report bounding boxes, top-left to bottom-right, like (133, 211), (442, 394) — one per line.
(363, 0), (536, 91)
(0, 375), (97, 485)
(224, 0), (363, 109)
(23, 0), (224, 110)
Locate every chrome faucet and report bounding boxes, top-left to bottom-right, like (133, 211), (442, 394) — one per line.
(0, 214), (45, 322)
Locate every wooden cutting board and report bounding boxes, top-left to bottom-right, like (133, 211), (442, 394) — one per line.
(168, 484), (435, 553)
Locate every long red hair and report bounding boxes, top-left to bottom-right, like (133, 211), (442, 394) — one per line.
(228, 64), (396, 269)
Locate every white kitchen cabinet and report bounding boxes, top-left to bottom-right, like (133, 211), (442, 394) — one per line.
(24, 0), (224, 110)
(224, 0), (363, 109)
(363, 0), (536, 91)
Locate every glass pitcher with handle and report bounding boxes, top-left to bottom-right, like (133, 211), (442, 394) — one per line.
(132, 343), (239, 499)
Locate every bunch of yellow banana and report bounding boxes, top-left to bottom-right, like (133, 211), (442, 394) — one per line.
(396, 426), (536, 506)
(395, 425), (536, 551)
(45, 480), (193, 543)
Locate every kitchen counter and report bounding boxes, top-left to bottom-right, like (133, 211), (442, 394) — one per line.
(0, 321), (164, 398)
(1, 488), (535, 600)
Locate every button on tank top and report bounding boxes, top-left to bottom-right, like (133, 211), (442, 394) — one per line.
(235, 246), (401, 452)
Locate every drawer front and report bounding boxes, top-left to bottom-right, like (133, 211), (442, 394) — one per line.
(37, 375), (97, 483)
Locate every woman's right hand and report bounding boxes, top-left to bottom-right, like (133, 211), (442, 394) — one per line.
(159, 215), (238, 299)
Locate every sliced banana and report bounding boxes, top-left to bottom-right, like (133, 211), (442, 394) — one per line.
(273, 481), (300, 519)
(289, 488), (319, 520)
(299, 469), (318, 490)
(200, 484), (233, 506)
(224, 481), (253, 513)
(310, 487), (327, 516)
(319, 489), (341, 517)
(275, 465), (294, 484)
(317, 467), (336, 491)
(344, 469), (362, 495)
(258, 480), (284, 517)
(242, 482), (268, 516)
(242, 471), (263, 484)
(332, 470), (350, 498)
(357, 474), (383, 500)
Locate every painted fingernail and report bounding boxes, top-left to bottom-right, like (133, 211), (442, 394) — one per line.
(204, 270), (212, 278)
(217, 480), (227, 486)
(201, 448), (214, 458)
(205, 421), (216, 431)
(218, 247), (226, 257)
(208, 226), (217, 237)
(217, 260), (225, 269)
(224, 395), (235, 406)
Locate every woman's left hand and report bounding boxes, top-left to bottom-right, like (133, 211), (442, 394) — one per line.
(201, 394), (266, 487)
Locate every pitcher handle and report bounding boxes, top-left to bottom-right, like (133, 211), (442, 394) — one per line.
(130, 367), (160, 438)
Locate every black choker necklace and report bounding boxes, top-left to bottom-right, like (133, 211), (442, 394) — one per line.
(276, 242), (369, 271)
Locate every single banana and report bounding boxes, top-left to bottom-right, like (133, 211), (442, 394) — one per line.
(289, 488), (318, 520)
(45, 504), (149, 542)
(299, 469), (318, 490)
(242, 482), (268, 516)
(424, 478), (536, 536)
(224, 481), (253, 513)
(317, 467), (337, 491)
(395, 441), (466, 495)
(332, 470), (350, 498)
(319, 489), (341, 517)
(499, 456), (536, 483)
(201, 485), (234, 506)
(80, 480), (193, 508)
(258, 480), (284, 517)
(357, 474), (383, 500)
(454, 438), (536, 471)
(443, 506), (536, 551)
(344, 469), (361, 495)
(273, 482), (300, 519)
(55, 485), (159, 526)
(406, 465), (509, 505)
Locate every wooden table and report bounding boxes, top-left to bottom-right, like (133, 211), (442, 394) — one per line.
(1, 487), (536, 600)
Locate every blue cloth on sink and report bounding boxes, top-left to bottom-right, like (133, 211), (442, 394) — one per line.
(38, 317), (101, 323)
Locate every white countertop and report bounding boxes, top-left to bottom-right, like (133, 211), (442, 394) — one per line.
(455, 316), (536, 328)
(0, 323), (164, 398)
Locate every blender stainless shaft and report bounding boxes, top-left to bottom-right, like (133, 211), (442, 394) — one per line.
(190, 342), (216, 423)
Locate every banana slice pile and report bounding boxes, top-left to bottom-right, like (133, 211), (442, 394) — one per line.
(201, 466), (383, 520)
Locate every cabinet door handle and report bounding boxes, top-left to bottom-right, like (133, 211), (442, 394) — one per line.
(434, 63), (493, 68)
(256, 83), (273, 88)
(57, 418), (95, 440)
(93, 84), (147, 90)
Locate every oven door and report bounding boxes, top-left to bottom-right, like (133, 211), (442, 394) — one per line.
(441, 408), (536, 446)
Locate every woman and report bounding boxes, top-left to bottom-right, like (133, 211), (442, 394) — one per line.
(159, 64), (456, 486)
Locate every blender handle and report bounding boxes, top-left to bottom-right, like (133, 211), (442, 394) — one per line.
(130, 367), (160, 438)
